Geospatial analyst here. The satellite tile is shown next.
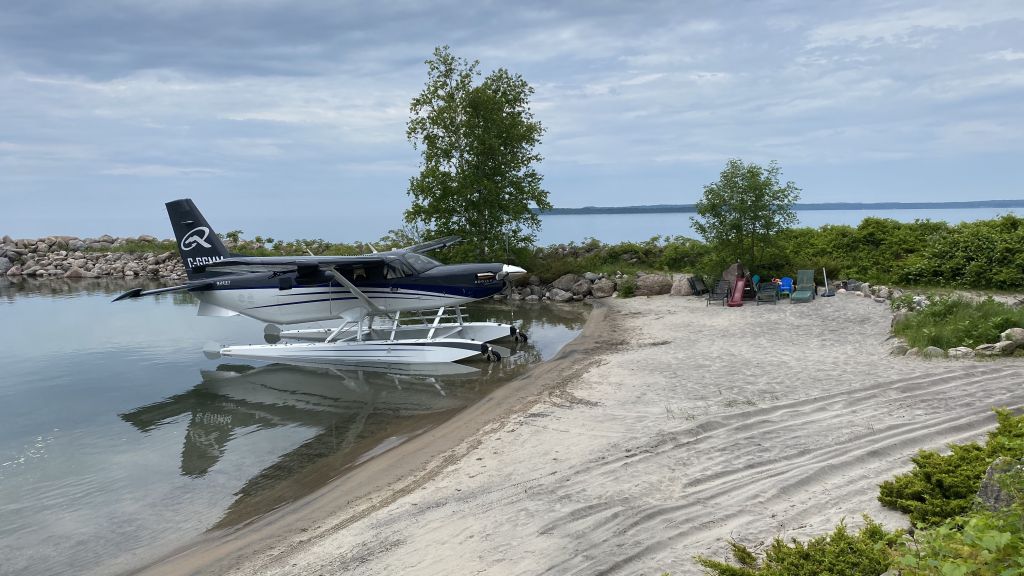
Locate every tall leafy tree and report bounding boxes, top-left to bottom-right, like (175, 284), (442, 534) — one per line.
(691, 159), (800, 265)
(406, 46), (550, 260)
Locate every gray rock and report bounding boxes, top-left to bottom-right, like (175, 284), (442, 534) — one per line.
(550, 274), (580, 292)
(948, 346), (975, 359)
(570, 278), (592, 297)
(138, 234), (157, 242)
(860, 283), (871, 296)
(590, 278), (616, 298)
(922, 346), (946, 358)
(64, 266), (98, 278)
(528, 275), (540, 286)
(5, 265), (22, 276)
(977, 457), (1022, 512)
(547, 288), (573, 303)
(889, 343), (910, 356)
(525, 295), (540, 303)
(36, 242), (50, 255)
(905, 347), (921, 357)
(571, 294), (584, 301)
(0, 257), (10, 275)
(635, 273), (673, 296)
(670, 273), (695, 296)
(1, 234), (12, 244)
(873, 296), (887, 303)
(1000, 327), (1024, 344)
(994, 340), (1017, 355)
(582, 272), (602, 282)
(98, 234), (114, 243)
(877, 286), (891, 300)
(976, 343), (999, 356)
(891, 311), (912, 328)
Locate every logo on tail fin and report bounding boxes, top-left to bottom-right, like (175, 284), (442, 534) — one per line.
(181, 227), (212, 251)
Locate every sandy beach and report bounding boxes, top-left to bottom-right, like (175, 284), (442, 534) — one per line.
(143, 291), (1024, 576)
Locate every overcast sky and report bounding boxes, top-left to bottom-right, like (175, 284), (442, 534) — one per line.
(2, 0), (1022, 240)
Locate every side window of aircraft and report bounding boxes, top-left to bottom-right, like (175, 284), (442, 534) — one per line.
(385, 262), (406, 279)
(403, 252), (442, 273)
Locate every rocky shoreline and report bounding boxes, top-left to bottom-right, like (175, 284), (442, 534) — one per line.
(1, 235), (186, 280)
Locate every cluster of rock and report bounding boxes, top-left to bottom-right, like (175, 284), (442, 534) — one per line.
(835, 280), (907, 304)
(889, 328), (1024, 359)
(0, 235), (186, 280)
(500, 272), (696, 303)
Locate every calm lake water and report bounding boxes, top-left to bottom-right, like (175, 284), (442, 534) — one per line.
(536, 207), (1020, 244)
(0, 278), (585, 576)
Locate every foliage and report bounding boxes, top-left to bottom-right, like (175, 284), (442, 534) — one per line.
(616, 276), (636, 298)
(694, 517), (901, 576)
(691, 159), (800, 266)
(878, 409), (1024, 528)
(83, 239), (176, 254)
(891, 296), (1024, 350)
(406, 45), (550, 261)
(894, 504), (1024, 576)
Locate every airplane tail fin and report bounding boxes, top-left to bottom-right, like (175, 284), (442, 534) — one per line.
(165, 199), (231, 280)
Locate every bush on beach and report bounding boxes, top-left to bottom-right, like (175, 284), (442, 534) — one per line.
(890, 296), (1024, 350)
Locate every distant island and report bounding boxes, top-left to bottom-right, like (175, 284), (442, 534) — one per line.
(536, 199), (1024, 215)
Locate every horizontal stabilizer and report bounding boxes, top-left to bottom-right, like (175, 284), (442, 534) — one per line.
(111, 283), (196, 302)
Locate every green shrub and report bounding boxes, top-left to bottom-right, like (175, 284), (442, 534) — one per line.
(695, 517), (901, 576)
(891, 296), (1024, 350)
(894, 504), (1024, 575)
(878, 409), (1024, 527)
(617, 276), (636, 298)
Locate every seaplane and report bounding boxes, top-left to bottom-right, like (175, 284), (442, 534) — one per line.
(113, 199), (529, 364)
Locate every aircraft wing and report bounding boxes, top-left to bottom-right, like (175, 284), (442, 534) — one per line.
(195, 255), (389, 274)
(404, 235), (461, 253)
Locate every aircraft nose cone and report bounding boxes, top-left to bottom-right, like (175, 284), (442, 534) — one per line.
(500, 264), (527, 280)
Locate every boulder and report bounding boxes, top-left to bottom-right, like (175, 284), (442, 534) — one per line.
(64, 266), (98, 279)
(550, 274), (580, 292)
(891, 311), (912, 328)
(1, 234), (12, 244)
(670, 273), (695, 296)
(860, 283), (871, 296)
(977, 457), (1022, 512)
(528, 275), (540, 286)
(889, 343), (910, 356)
(570, 279), (592, 297)
(635, 274), (673, 296)
(138, 234), (158, 242)
(582, 272), (602, 282)
(524, 295), (540, 303)
(0, 257), (10, 275)
(547, 288), (573, 303)
(904, 347), (921, 357)
(876, 286), (891, 300)
(98, 234), (114, 243)
(922, 346), (946, 359)
(5, 265), (22, 277)
(873, 297), (887, 303)
(994, 340), (1017, 355)
(948, 347), (975, 359)
(975, 343), (999, 356)
(1000, 328), (1024, 344)
(590, 278), (616, 298)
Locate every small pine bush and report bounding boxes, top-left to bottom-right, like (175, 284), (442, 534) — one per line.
(878, 409), (1024, 528)
(694, 517), (901, 576)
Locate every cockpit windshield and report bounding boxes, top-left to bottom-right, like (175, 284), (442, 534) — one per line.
(403, 252), (442, 273)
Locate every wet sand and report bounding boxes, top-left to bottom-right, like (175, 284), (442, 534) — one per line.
(142, 293), (1024, 576)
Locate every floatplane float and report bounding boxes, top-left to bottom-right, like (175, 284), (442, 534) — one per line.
(114, 199), (528, 364)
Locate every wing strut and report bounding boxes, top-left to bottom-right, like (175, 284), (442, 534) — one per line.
(322, 267), (388, 316)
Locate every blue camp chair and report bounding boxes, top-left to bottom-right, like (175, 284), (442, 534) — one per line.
(778, 277), (794, 297)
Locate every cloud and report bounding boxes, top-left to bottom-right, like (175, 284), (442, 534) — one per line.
(100, 164), (226, 177)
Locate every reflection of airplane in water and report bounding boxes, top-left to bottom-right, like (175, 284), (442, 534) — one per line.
(119, 361), (527, 527)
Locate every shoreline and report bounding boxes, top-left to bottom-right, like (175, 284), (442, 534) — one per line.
(131, 301), (620, 576)
(133, 292), (1024, 575)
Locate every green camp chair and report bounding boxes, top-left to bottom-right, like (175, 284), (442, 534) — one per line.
(790, 269), (816, 303)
